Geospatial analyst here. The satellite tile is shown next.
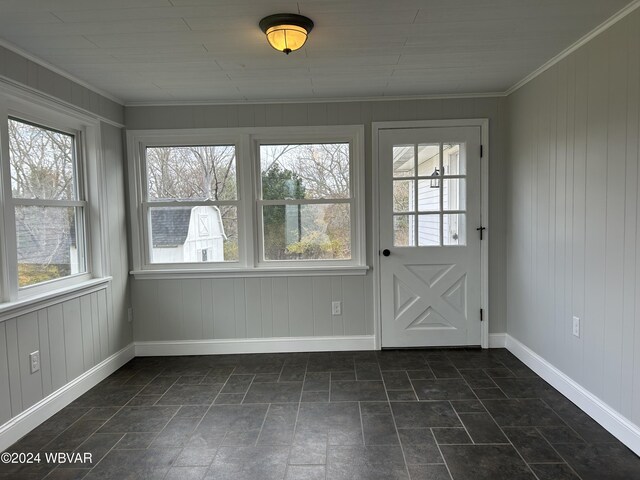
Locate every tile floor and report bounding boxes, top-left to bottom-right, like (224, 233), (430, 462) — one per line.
(2, 348), (639, 479)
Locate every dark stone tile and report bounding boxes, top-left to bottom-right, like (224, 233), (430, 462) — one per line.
(502, 427), (563, 463)
(407, 370), (435, 380)
(440, 444), (536, 480)
(233, 362), (285, 375)
(543, 397), (618, 443)
(382, 371), (412, 390)
(164, 466), (208, 480)
(355, 363), (382, 381)
(213, 394), (244, 405)
(537, 426), (585, 444)
(301, 391), (329, 402)
(157, 384), (223, 405)
(303, 372), (330, 392)
(296, 403), (362, 446)
(289, 441), (327, 465)
(459, 369), (497, 388)
(220, 375), (254, 394)
(174, 447), (217, 467)
(253, 373), (280, 383)
(151, 417), (200, 447)
(243, 382), (302, 403)
(492, 377), (556, 399)
(221, 430), (261, 446)
(176, 376), (205, 385)
(72, 384), (142, 408)
(482, 399), (564, 427)
(123, 369), (160, 386)
(98, 406), (179, 433)
(82, 448), (179, 480)
(391, 402), (461, 429)
(387, 390), (417, 402)
(428, 362), (461, 379)
(362, 414), (399, 445)
(458, 413), (508, 444)
(332, 371), (357, 381)
(206, 446), (289, 480)
(307, 354), (354, 373)
(484, 367), (515, 378)
(285, 465), (325, 480)
(330, 381), (387, 402)
(472, 387), (507, 399)
(327, 445), (408, 480)
(44, 468), (90, 479)
(201, 368), (234, 385)
(360, 402), (391, 416)
(411, 379), (476, 401)
(446, 352), (505, 370)
(197, 404), (269, 437)
(114, 432), (156, 449)
(176, 405), (209, 419)
(59, 433), (123, 468)
(126, 395), (161, 406)
(80, 407), (120, 421)
(431, 428), (472, 444)
(407, 464), (452, 480)
(529, 463), (581, 480)
(554, 443), (640, 480)
(377, 351), (429, 371)
(397, 429), (442, 464)
(279, 365), (306, 382)
(450, 399), (486, 413)
(258, 403), (298, 445)
(44, 419), (105, 452)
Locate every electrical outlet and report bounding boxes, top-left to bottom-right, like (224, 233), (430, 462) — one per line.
(572, 316), (580, 338)
(30, 351), (40, 374)
(127, 307), (133, 323)
(332, 301), (341, 316)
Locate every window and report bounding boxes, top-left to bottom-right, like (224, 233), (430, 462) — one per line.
(258, 143), (352, 262)
(7, 118), (87, 289)
(144, 145), (239, 264)
(128, 126), (365, 275)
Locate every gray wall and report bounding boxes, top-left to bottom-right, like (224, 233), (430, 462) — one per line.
(0, 45), (123, 125)
(505, 10), (640, 425)
(127, 96), (508, 339)
(0, 61), (130, 425)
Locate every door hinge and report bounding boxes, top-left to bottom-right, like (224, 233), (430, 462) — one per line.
(480, 145), (483, 158)
(476, 226), (486, 240)
(480, 309), (484, 322)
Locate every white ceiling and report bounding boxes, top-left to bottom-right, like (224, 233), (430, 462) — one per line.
(0, 0), (633, 104)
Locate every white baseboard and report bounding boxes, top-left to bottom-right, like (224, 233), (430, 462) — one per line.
(488, 333), (506, 348)
(505, 334), (640, 456)
(0, 343), (135, 452)
(135, 335), (375, 356)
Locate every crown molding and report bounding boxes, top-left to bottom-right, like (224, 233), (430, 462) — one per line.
(505, 0), (640, 96)
(0, 37), (124, 106)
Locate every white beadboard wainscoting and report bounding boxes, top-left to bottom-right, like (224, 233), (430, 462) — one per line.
(505, 7), (640, 455)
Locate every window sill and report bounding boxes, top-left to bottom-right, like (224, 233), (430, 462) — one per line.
(130, 266), (370, 280)
(0, 277), (112, 323)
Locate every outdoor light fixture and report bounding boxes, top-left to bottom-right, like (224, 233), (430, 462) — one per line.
(430, 167), (442, 188)
(259, 13), (314, 55)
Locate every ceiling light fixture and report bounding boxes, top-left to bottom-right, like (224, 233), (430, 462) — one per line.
(259, 13), (314, 55)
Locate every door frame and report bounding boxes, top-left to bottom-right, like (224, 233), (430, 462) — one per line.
(372, 119), (490, 349)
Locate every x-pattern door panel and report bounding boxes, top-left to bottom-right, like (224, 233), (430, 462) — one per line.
(379, 126), (481, 347)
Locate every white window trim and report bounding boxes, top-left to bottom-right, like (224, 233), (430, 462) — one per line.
(127, 126), (367, 279)
(0, 85), (109, 303)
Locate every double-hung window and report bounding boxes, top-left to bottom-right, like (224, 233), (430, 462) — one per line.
(5, 117), (88, 295)
(128, 126), (366, 276)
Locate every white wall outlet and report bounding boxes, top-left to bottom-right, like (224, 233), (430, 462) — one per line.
(127, 307), (133, 323)
(572, 316), (580, 338)
(332, 301), (342, 316)
(30, 351), (40, 374)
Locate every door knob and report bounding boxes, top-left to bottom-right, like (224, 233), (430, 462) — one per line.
(382, 249), (391, 257)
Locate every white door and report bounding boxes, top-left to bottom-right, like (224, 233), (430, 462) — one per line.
(379, 126), (483, 347)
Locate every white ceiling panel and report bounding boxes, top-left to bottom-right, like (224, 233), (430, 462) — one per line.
(0, 0), (633, 103)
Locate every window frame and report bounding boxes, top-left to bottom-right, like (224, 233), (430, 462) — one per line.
(0, 91), (103, 303)
(127, 126), (367, 277)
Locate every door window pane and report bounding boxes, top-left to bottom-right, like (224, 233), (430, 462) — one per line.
(262, 203), (350, 261)
(392, 145), (414, 177)
(418, 214), (440, 246)
(149, 206), (238, 263)
(443, 143), (465, 175)
(393, 180), (413, 213)
(146, 145), (237, 201)
(443, 179), (466, 211)
(16, 206), (83, 287)
(9, 119), (76, 200)
(417, 144), (440, 176)
(394, 215), (415, 247)
(417, 180), (441, 211)
(444, 214), (466, 246)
